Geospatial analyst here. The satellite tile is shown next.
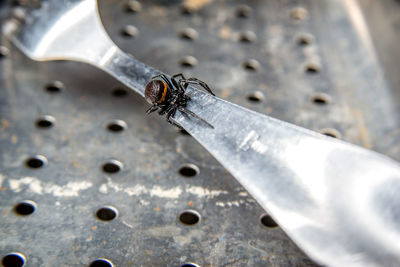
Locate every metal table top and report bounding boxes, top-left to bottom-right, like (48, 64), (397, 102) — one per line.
(1, 0), (400, 266)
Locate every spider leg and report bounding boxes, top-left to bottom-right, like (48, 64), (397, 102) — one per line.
(152, 73), (168, 81)
(152, 73), (174, 89)
(178, 80), (193, 94)
(165, 107), (185, 129)
(166, 107), (177, 123)
(158, 104), (171, 115)
(171, 73), (187, 90)
(146, 104), (159, 114)
(178, 107), (214, 129)
(181, 78), (215, 96)
(172, 78), (188, 94)
(171, 73), (186, 80)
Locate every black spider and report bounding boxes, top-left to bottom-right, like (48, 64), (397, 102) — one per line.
(144, 73), (215, 128)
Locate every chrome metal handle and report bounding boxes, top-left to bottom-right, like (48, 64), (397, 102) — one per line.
(174, 88), (400, 266)
(101, 47), (157, 98)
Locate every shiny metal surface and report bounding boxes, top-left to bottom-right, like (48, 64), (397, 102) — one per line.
(12, 0), (154, 97)
(7, 0), (400, 266)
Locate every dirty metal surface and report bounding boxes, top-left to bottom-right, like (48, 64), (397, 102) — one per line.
(1, 0), (400, 266)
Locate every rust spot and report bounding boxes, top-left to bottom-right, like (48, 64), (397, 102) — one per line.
(87, 236), (93, 241)
(11, 135), (18, 144)
(1, 187), (6, 191)
(219, 26), (231, 39)
(183, 0), (212, 11)
(229, 258), (234, 263)
(72, 160), (80, 168)
(3, 211), (9, 215)
(92, 225), (98, 231)
(79, 96), (87, 102)
(151, 5), (167, 17)
(147, 163), (152, 168)
(188, 201), (194, 207)
(146, 250), (153, 255)
(262, 256), (267, 261)
(1, 118), (10, 128)
(357, 123), (371, 149)
(153, 207), (161, 212)
(220, 89), (230, 99)
(349, 109), (372, 149)
(290, 7), (308, 21)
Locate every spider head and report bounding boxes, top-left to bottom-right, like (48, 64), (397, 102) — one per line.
(145, 79), (168, 104)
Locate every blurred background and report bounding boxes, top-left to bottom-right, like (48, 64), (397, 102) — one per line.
(1, 0), (400, 266)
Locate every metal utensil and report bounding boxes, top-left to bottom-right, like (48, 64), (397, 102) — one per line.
(8, 0), (400, 266)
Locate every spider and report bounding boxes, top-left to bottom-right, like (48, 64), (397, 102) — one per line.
(144, 73), (215, 128)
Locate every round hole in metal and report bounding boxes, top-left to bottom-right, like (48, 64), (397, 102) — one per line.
(0, 46), (10, 58)
(236, 5), (252, 18)
(311, 93), (331, 105)
(25, 155), (47, 169)
(35, 115), (55, 128)
(296, 34), (313, 46)
(238, 31), (256, 43)
(260, 214), (278, 228)
(320, 128), (341, 139)
(304, 62), (321, 74)
(180, 56), (198, 67)
(107, 120), (127, 132)
(125, 0), (142, 13)
(247, 91), (264, 103)
(180, 5), (194, 15)
(181, 263), (200, 267)
(14, 200), (36, 216)
(179, 210), (201, 225)
(2, 253), (25, 267)
(121, 25), (138, 38)
(242, 59), (260, 71)
(111, 87), (128, 97)
(102, 160), (123, 174)
(45, 81), (64, 93)
(89, 258), (114, 267)
(180, 28), (198, 41)
(96, 206), (118, 221)
(179, 164), (199, 177)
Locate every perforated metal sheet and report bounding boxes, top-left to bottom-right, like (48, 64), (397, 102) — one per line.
(1, 0), (400, 266)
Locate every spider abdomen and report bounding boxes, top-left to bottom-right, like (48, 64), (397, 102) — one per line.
(145, 80), (168, 104)
(144, 73), (214, 128)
